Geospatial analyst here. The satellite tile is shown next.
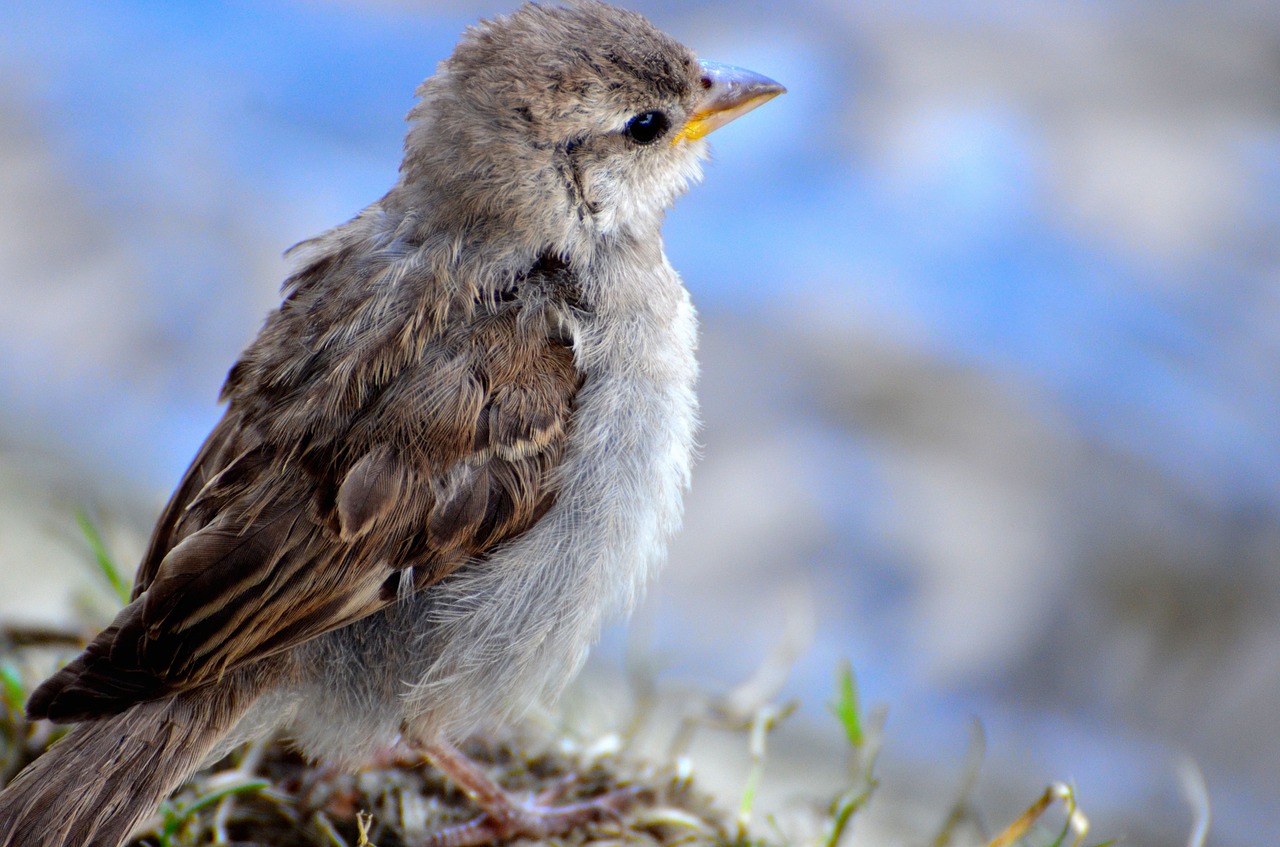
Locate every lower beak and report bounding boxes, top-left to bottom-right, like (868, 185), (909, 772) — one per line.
(675, 60), (786, 142)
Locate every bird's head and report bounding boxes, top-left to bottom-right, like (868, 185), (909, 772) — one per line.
(396, 1), (784, 262)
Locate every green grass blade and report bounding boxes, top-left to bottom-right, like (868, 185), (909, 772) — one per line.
(0, 663), (26, 713)
(829, 660), (863, 748)
(75, 510), (130, 606)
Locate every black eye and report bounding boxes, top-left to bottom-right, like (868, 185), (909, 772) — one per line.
(625, 110), (670, 144)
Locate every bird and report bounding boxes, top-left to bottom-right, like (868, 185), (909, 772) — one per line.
(0, 2), (783, 845)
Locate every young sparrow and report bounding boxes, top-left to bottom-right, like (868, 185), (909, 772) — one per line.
(0, 2), (783, 844)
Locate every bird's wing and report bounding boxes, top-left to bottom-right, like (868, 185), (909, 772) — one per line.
(29, 251), (581, 722)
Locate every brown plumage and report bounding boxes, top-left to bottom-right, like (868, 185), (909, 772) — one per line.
(0, 2), (783, 845)
(29, 253), (580, 722)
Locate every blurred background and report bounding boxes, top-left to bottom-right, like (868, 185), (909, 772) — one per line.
(1, 1), (1277, 844)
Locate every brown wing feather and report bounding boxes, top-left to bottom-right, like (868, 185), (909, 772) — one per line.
(130, 414), (250, 600)
(29, 250), (580, 722)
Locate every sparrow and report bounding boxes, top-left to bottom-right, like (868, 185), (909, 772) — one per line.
(0, 2), (783, 845)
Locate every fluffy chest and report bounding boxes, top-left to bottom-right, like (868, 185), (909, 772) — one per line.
(553, 278), (701, 612)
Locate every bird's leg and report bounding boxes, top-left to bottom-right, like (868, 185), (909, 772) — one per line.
(419, 738), (642, 847)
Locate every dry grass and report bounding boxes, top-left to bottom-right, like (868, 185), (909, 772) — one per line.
(134, 737), (729, 847)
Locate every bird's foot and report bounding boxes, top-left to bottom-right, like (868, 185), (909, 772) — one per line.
(420, 739), (645, 847)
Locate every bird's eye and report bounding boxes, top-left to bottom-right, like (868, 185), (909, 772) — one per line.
(625, 110), (670, 145)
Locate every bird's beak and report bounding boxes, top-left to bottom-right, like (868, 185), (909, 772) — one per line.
(674, 60), (786, 143)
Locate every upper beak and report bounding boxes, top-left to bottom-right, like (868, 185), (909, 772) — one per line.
(675, 60), (786, 142)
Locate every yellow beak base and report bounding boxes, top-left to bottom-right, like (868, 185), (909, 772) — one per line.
(675, 60), (786, 142)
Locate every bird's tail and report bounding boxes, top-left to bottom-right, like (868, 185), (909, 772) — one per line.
(0, 678), (264, 847)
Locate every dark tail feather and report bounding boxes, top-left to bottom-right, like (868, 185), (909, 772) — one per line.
(0, 678), (263, 847)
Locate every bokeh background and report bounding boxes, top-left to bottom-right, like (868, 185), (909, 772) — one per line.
(1, 1), (1277, 844)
